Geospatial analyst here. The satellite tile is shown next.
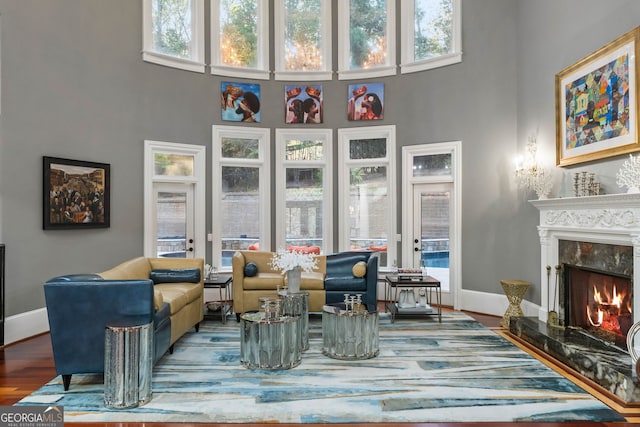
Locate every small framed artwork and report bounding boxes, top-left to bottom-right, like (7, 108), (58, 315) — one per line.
(43, 156), (110, 230)
(285, 85), (323, 124)
(221, 81), (261, 123)
(556, 26), (639, 166)
(348, 83), (384, 121)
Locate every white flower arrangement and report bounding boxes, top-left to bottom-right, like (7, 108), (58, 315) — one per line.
(616, 154), (640, 193)
(270, 248), (318, 274)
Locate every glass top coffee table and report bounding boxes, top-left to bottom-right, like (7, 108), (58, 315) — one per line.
(321, 297), (379, 360)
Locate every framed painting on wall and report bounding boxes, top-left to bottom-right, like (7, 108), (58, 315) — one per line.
(221, 81), (261, 123)
(43, 156), (110, 230)
(285, 85), (323, 124)
(347, 83), (384, 121)
(556, 26), (639, 166)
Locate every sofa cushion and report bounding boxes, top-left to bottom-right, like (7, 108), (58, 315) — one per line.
(244, 262), (258, 277)
(300, 271), (325, 290)
(153, 282), (202, 315)
(243, 273), (285, 290)
(150, 268), (201, 284)
(324, 276), (367, 292)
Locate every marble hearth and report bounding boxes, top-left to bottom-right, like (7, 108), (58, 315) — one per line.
(510, 193), (640, 405)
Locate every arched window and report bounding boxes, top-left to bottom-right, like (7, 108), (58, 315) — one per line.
(401, 0), (462, 74)
(142, 0), (205, 73)
(274, 0), (332, 81)
(210, 0), (270, 80)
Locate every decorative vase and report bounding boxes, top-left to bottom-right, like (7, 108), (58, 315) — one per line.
(286, 267), (302, 293)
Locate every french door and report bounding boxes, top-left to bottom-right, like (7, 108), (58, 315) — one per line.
(402, 142), (461, 309)
(412, 183), (452, 294)
(152, 183), (195, 258)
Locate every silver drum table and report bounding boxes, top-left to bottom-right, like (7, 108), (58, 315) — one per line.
(322, 304), (379, 360)
(240, 312), (302, 369)
(278, 290), (309, 351)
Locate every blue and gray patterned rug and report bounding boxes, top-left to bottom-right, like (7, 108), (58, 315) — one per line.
(18, 311), (626, 423)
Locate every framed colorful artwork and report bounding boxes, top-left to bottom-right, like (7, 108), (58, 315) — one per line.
(285, 85), (323, 124)
(556, 27), (639, 166)
(347, 83), (384, 121)
(221, 81), (261, 123)
(43, 156), (110, 230)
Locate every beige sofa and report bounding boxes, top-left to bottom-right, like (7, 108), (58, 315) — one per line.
(232, 250), (326, 314)
(99, 256), (204, 346)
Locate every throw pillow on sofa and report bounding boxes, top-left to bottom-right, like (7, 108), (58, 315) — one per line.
(352, 261), (367, 278)
(244, 262), (258, 277)
(150, 268), (201, 284)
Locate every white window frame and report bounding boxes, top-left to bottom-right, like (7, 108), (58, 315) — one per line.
(337, 125), (397, 268)
(142, 0), (206, 73)
(143, 140), (207, 258)
(400, 0), (462, 74)
(337, 0), (396, 80)
(211, 125), (271, 270)
(275, 129), (333, 253)
(274, 0), (332, 81)
(210, 0), (270, 80)
(401, 141), (461, 309)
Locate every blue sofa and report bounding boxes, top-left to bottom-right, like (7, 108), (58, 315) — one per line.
(324, 251), (378, 311)
(44, 257), (204, 390)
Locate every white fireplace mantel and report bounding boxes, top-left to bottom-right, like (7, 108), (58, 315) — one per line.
(531, 193), (640, 323)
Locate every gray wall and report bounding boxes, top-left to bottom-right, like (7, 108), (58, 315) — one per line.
(0, 0), (637, 319)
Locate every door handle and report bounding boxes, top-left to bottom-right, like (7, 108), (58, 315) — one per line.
(414, 247), (420, 252)
(188, 247), (194, 252)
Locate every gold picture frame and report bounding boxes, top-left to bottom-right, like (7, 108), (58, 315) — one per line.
(556, 26), (639, 166)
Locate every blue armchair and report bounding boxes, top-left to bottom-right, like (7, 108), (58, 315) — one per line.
(324, 251), (379, 311)
(44, 275), (171, 391)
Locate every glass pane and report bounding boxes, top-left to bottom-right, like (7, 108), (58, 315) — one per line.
(285, 168), (323, 248)
(285, 138), (324, 161)
(349, 166), (388, 265)
(420, 190), (450, 291)
(284, 0), (323, 71)
(219, 0), (258, 68)
(414, 0), (453, 61)
(154, 153), (194, 176)
(156, 191), (187, 258)
(151, 0), (193, 59)
(349, 0), (388, 69)
(349, 138), (387, 160)
(413, 153), (452, 177)
(221, 166), (260, 265)
(221, 137), (260, 159)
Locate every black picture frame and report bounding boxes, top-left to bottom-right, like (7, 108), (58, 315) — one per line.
(43, 156), (110, 230)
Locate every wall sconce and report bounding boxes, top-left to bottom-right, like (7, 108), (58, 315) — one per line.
(514, 135), (553, 199)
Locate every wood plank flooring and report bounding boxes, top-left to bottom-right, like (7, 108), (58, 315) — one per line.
(0, 309), (635, 427)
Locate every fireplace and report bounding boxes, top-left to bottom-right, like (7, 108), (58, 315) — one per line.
(563, 263), (632, 348)
(509, 193), (640, 407)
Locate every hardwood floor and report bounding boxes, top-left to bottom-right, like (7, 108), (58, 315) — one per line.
(0, 309), (634, 427)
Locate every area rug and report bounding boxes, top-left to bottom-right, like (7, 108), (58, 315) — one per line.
(17, 311), (626, 423)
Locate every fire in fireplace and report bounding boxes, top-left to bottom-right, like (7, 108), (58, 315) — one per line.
(563, 264), (633, 348)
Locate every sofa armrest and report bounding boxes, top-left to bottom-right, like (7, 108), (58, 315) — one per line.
(364, 253), (379, 311)
(44, 279), (155, 376)
(232, 251), (247, 314)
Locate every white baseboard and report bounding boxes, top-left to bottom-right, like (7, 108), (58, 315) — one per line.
(459, 289), (539, 319)
(4, 308), (49, 345)
(4, 290), (540, 345)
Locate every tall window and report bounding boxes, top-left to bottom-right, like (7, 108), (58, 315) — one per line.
(401, 0), (461, 74)
(211, 0), (270, 80)
(275, 129), (333, 253)
(338, 126), (396, 268)
(337, 0), (396, 80)
(274, 0), (332, 81)
(142, 0), (205, 72)
(212, 126), (270, 269)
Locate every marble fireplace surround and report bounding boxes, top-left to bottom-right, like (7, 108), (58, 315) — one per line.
(509, 193), (640, 406)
